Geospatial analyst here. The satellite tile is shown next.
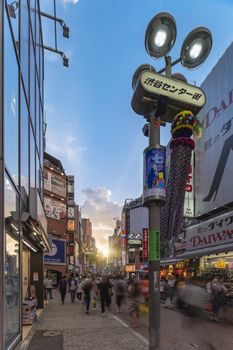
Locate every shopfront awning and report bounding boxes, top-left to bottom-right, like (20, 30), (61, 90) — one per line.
(160, 258), (182, 266)
(178, 242), (233, 259)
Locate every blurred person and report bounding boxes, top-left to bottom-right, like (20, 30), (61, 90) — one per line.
(160, 276), (167, 302)
(210, 277), (227, 321)
(76, 276), (82, 303)
(59, 276), (68, 304)
(128, 278), (141, 328)
(115, 275), (127, 313)
(141, 275), (149, 304)
(91, 277), (98, 311)
(82, 276), (93, 314)
(168, 274), (177, 304)
(98, 276), (113, 316)
(44, 275), (53, 300)
(68, 273), (77, 303)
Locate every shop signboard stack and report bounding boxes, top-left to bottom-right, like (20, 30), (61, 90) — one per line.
(22, 285), (37, 325)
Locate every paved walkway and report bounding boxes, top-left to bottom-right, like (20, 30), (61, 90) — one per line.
(16, 290), (148, 350)
(16, 290), (233, 350)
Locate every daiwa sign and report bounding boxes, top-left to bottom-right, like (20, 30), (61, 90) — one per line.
(186, 210), (233, 251)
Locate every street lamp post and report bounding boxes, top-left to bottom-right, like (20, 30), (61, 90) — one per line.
(131, 12), (212, 350)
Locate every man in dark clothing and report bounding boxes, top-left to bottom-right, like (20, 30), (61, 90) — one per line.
(98, 276), (113, 316)
(82, 278), (93, 314)
(59, 276), (68, 304)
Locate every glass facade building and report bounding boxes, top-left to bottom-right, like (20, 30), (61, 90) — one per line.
(0, 1), (49, 349)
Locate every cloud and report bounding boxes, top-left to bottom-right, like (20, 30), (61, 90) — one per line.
(81, 187), (122, 249)
(61, 0), (79, 8)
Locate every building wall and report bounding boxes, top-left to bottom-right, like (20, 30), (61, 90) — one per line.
(0, 1), (45, 349)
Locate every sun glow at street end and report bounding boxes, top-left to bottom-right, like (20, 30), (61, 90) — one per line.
(97, 244), (109, 258)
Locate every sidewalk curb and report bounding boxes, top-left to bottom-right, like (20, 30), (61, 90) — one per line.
(111, 314), (149, 346)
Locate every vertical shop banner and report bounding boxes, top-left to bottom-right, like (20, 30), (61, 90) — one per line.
(44, 239), (66, 264)
(144, 147), (166, 201)
(143, 228), (148, 260)
(184, 152), (194, 217)
(149, 230), (160, 261)
(195, 42), (233, 216)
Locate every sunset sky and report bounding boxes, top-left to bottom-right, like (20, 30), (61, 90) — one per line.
(41, 0), (233, 254)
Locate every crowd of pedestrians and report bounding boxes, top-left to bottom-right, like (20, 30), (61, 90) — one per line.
(45, 272), (232, 329)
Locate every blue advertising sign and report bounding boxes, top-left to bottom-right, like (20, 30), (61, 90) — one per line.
(44, 239), (66, 265)
(143, 147), (166, 201)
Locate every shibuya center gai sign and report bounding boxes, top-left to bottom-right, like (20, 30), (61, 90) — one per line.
(140, 71), (206, 108)
(186, 210), (233, 251)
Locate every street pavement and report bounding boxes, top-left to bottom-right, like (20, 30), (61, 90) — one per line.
(16, 289), (233, 350)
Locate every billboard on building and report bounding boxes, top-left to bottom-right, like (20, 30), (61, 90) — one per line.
(186, 210), (233, 251)
(44, 239), (66, 264)
(44, 197), (66, 221)
(129, 206), (148, 236)
(44, 170), (51, 191)
(195, 43), (233, 216)
(44, 170), (66, 197)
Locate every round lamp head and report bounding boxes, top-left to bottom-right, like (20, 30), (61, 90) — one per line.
(171, 73), (187, 83)
(180, 27), (212, 69)
(132, 64), (156, 90)
(145, 12), (177, 59)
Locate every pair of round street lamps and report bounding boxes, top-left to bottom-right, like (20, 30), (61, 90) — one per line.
(145, 12), (212, 70)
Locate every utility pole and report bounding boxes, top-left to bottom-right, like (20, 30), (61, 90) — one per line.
(147, 116), (162, 350)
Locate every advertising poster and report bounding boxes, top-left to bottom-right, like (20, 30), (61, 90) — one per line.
(44, 197), (66, 221)
(44, 239), (66, 264)
(144, 147), (166, 200)
(195, 43), (233, 216)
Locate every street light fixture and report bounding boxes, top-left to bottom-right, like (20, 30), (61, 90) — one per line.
(131, 12), (212, 350)
(180, 27), (212, 69)
(145, 12), (177, 59)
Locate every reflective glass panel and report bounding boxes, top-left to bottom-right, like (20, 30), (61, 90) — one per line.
(4, 176), (20, 348)
(20, 87), (29, 197)
(4, 15), (19, 185)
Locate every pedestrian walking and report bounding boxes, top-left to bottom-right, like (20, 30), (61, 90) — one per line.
(209, 277), (227, 321)
(82, 276), (93, 314)
(98, 276), (113, 316)
(44, 275), (53, 300)
(115, 275), (127, 313)
(59, 276), (68, 304)
(76, 276), (82, 303)
(128, 279), (141, 328)
(91, 277), (98, 311)
(68, 274), (77, 303)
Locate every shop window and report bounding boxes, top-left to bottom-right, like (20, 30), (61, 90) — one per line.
(4, 14), (19, 185)
(4, 175), (20, 348)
